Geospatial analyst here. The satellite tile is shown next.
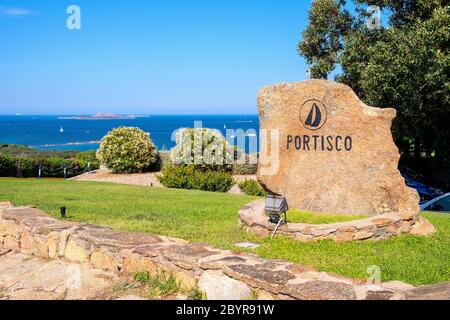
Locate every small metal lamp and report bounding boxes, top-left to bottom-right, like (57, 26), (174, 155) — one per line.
(60, 206), (67, 219)
(265, 195), (289, 238)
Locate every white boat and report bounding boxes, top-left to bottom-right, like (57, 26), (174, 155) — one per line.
(60, 126), (64, 133)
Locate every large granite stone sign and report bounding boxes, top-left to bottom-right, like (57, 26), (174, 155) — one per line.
(257, 80), (420, 216)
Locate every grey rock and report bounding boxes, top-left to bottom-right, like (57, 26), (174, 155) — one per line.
(199, 271), (252, 300)
(405, 282), (450, 300)
(235, 242), (260, 249)
(290, 281), (357, 300)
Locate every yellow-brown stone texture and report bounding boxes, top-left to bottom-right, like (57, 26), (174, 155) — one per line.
(0, 204), (447, 300)
(257, 80), (420, 216)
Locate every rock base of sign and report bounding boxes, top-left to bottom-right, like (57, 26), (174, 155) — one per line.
(238, 200), (435, 242)
(1, 202), (444, 300)
(257, 80), (420, 217)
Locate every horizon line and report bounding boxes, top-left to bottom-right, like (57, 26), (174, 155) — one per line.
(0, 113), (259, 116)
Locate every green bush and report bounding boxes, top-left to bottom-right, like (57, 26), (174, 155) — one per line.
(75, 150), (97, 162)
(96, 127), (158, 173)
(170, 128), (260, 175)
(17, 158), (34, 177)
(158, 165), (234, 193)
(170, 128), (234, 171)
(0, 154), (15, 177)
(152, 151), (172, 171)
(197, 171), (235, 193)
(238, 179), (267, 197)
(158, 165), (198, 190)
(0, 156), (34, 178)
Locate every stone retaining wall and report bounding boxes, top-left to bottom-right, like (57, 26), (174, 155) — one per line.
(0, 201), (441, 300)
(239, 200), (436, 242)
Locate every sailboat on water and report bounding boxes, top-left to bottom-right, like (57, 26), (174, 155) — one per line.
(60, 126), (64, 133)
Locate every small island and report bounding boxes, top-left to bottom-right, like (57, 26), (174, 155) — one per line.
(58, 113), (148, 120)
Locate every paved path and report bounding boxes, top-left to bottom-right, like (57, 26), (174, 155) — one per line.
(71, 169), (258, 195)
(71, 169), (164, 187)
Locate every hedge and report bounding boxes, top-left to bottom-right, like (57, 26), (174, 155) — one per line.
(0, 154), (99, 178)
(157, 165), (235, 193)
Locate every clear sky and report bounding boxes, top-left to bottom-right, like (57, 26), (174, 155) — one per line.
(1, 0), (317, 115)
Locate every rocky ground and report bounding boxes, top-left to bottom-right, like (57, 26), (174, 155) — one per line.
(0, 251), (190, 300)
(0, 251), (121, 300)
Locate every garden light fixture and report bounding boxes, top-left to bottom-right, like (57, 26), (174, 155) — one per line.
(265, 195), (289, 238)
(60, 206), (66, 219)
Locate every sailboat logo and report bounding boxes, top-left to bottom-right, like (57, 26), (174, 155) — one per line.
(305, 103), (322, 128)
(300, 99), (328, 130)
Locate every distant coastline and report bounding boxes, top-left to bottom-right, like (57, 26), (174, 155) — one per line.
(58, 112), (149, 120)
(36, 141), (101, 148)
(0, 114), (259, 152)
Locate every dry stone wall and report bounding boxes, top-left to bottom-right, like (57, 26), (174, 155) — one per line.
(0, 202), (442, 300)
(239, 200), (436, 242)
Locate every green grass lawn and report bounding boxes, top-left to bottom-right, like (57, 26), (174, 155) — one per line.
(0, 179), (448, 286)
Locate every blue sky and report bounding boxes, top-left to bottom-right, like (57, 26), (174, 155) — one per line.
(1, 0), (326, 115)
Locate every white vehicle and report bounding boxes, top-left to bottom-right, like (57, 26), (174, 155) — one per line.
(420, 193), (450, 213)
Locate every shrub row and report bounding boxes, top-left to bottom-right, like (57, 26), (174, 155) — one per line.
(158, 165), (235, 193)
(0, 154), (99, 178)
(95, 127), (258, 175)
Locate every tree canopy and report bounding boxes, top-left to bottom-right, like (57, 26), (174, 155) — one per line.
(298, 0), (450, 186)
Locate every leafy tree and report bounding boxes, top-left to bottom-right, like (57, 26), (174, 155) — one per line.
(353, 0), (445, 25)
(298, 0), (353, 79)
(298, 0), (450, 185)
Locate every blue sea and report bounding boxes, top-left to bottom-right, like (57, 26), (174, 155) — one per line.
(0, 115), (259, 151)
